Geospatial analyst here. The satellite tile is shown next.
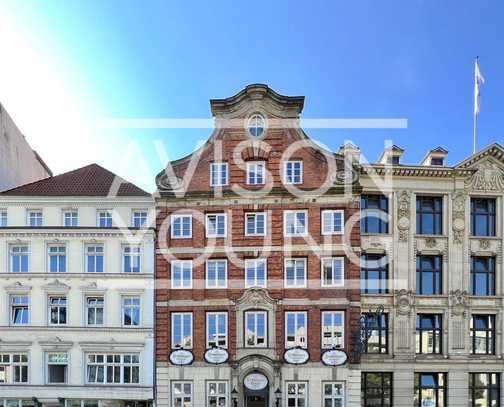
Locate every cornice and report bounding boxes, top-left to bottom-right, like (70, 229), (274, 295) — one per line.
(361, 164), (473, 178)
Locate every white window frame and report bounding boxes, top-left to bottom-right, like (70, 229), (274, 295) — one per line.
(26, 210), (43, 227)
(0, 353), (29, 384)
(245, 212), (267, 236)
(206, 312), (228, 349)
(284, 210), (308, 237)
(321, 209), (344, 235)
(45, 352), (69, 384)
(244, 310), (267, 348)
(171, 260), (193, 289)
(85, 296), (105, 326)
(47, 244), (67, 273)
(122, 245), (142, 273)
(284, 258), (307, 288)
(85, 353), (140, 385)
(321, 311), (345, 349)
(171, 214), (193, 239)
(323, 382), (345, 407)
(171, 312), (193, 349)
(172, 381), (193, 407)
(47, 296), (68, 326)
(210, 162), (229, 187)
(205, 259), (228, 289)
(10, 295), (29, 325)
(9, 244), (30, 273)
(245, 258), (267, 288)
(121, 296), (141, 327)
(205, 213), (227, 238)
(285, 311), (308, 348)
(132, 210), (148, 228)
(97, 210), (113, 228)
(286, 381), (308, 407)
(284, 161), (303, 184)
(207, 381), (228, 407)
(62, 210), (79, 227)
(321, 257), (345, 288)
(0, 209), (8, 227)
(85, 244), (105, 273)
(246, 161), (266, 185)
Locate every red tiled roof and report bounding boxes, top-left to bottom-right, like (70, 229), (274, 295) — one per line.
(1, 164), (150, 197)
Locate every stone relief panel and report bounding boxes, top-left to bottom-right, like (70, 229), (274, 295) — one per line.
(394, 289), (415, 316)
(464, 160), (504, 192)
(451, 192), (466, 244)
(397, 191), (411, 242)
(449, 290), (469, 317)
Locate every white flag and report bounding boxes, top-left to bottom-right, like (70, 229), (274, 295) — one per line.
(474, 58), (485, 115)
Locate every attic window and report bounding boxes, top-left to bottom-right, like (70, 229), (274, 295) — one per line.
(247, 114), (265, 138)
(431, 157), (444, 166)
(388, 156), (400, 165)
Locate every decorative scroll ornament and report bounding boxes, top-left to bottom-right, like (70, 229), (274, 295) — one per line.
(465, 161), (504, 192)
(451, 192), (466, 244)
(397, 191), (411, 242)
(234, 288), (277, 308)
(449, 290), (469, 317)
(394, 289), (415, 316)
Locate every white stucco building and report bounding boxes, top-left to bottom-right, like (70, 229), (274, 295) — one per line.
(0, 103), (52, 192)
(0, 164), (155, 407)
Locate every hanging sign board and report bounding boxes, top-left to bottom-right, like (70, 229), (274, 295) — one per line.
(244, 372), (268, 391)
(321, 349), (348, 366)
(204, 347), (229, 364)
(283, 347), (309, 365)
(170, 349), (194, 366)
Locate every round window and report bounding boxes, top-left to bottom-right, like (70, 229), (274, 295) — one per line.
(247, 114), (266, 138)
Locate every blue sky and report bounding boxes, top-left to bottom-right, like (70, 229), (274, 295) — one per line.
(0, 0), (502, 191)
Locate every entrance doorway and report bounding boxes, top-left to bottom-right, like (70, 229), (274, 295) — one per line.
(245, 394), (268, 407)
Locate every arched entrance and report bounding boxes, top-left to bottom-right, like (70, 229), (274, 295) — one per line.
(244, 388), (269, 407)
(242, 370), (270, 407)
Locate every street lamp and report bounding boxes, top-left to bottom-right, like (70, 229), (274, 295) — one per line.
(231, 387), (238, 407)
(275, 388), (282, 407)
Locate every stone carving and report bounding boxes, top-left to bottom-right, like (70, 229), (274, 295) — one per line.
(397, 191), (411, 242)
(425, 237), (437, 248)
(394, 289), (415, 316)
(234, 288), (277, 308)
(465, 161), (504, 192)
(451, 192), (466, 244)
(479, 239), (490, 250)
(449, 290), (469, 317)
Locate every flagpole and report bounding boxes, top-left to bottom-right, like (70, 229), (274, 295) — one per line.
(473, 56), (478, 154)
(473, 107), (477, 154)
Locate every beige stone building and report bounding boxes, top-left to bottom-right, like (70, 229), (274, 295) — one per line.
(359, 143), (504, 406)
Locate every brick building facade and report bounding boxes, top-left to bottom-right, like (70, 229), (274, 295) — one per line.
(155, 84), (362, 406)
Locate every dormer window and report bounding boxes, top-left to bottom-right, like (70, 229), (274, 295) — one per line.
(247, 114), (265, 138)
(430, 157), (444, 166)
(388, 156), (400, 165)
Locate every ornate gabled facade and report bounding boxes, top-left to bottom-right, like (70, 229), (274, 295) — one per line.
(360, 143), (504, 407)
(155, 84), (362, 407)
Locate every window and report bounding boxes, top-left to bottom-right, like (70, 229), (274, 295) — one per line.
(1, 210), (7, 227)
(284, 161), (303, 184)
(245, 259), (267, 288)
(122, 297), (140, 327)
(172, 312), (193, 349)
(171, 260), (193, 289)
(322, 210), (344, 235)
(471, 257), (495, 296)
(86, 245), (104, 273)
(63, 211), (78, 227)
(0, 354), (28, 384)
(361, 372), (393, 407)
(245, 212), (266, 236)
(86, 297), (104, 326)
(123, 246), (141, 273)
(210, 162), (228, 187)
(46, 353), (68, 384)
(98, 211), (112, 228)
(206, 312), (228, 348)
(171, 214), (192, 238)
(172, 382), (193, 407)
(10, 295), (29, 325)
(323, 382), (345, 407)
(132, 211), (147, 228)
(416, 196), (443, 235)
(471, 315), (495, 355)
(207, 381), (228, 407)
(247, 113), (265, 137)
(206, 213), (227, 238)
(416, 314), (442, 354)
(9, 245), (29, 273)
(284, 258), (307, 288)
(361, 194), (389, 234)
(469, 373), (500, 407)
(48, 245), (66, 273)
(363, 313), (388, 354)
(27, 211), (42, 227)
(414, 373), (447, 407)
(471, 198), (496, 236)
(321, 257), (344, 287)
(286, 382), (307, 407)
(206, 260), (227, 289)
(285, 311), (307, 348)
(247, 161), (265, 185)
(245, 311), (267, 347)
(284, 210), (307, 236)
(48, 296), (67, 325)
(322, 311), (344, 349)
(86, 353), (139, 384)
(361, 254), (388, 294)
(388, 156), (400, 165)
(416, 255), (442, 295)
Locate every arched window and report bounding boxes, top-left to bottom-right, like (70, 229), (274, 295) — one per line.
(247, 114), (266, 138)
